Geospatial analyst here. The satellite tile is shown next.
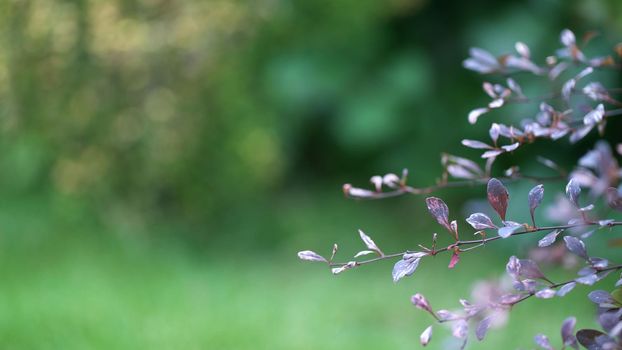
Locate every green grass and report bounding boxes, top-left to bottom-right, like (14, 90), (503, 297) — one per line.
(0, 192), (610, 349)
(0, 235), (605, 350)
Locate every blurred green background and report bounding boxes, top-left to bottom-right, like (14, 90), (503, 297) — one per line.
(1, 0), (622, 348)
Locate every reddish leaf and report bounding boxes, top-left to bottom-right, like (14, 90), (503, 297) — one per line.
(425, 197), (453, 235)
(448, 251), (460, 269)
(487, 178), (509, 221)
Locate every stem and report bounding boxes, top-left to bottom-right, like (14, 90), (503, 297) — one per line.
(347, 174), (563, 201)
(329, 221), (622, 267)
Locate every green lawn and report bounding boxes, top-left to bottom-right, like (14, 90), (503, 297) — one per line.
(0, 237), (605, 349)
(0, 192), (609, 349)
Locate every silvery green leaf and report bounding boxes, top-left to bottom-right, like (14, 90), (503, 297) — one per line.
(564, 236), (588, 260)
(392, 257), (420, 283)
(358, 229), (383, 256)
(538, 229), (562, 247)
(557, 282), (576, 296)
(420, 326), (432, 347)
(466, 213), (497, 230)
(297, 250), (328, 262)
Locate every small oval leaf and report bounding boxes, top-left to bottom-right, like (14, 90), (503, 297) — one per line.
(487, 178), (510, 221)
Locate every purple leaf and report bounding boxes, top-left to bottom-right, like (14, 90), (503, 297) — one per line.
(370, 175), (382, 192)
(489, 123), (500, 143)
(564, 236), (588, 260)
(515, 42), (530, 58)
(535, 289), (556, 299)
(353, 250), (375, 258)
(420, 326), (432, 347)
(462, 139), (493, 149)
(501, 142), (520, 152)
(534, 334), (554, 350)
(481, 149), (505, 158)
(569, 124), (594, 144)
(498, 224), (521, 238)
(498, 293), (524, 305)
(382, 173), (400, 188)
(452, 320), (468, 339)
(576, 329), (610, 350)
(565, 178), (581, 208)
(557, 282), (576, 297)
(392, 256), (420, 283)
(575, 274), (598, 285)
(561, 317), (578, 349)
(506, 256), (520, 279)
(528, 184), (544, 225)
(466, 213), (497, 230)
(331, 261), (356, 275)
(468, 108), (489, 124)
(519, 259), (549, 282)
(436, 309), (458, 321)
(588, 290), (617, 306)
(583, 104), (605, 125)
(476, 316), (492, 341)
(487, 178), (509, 221)
(583, 82), (609, 101)
(426, 197), (453, 235)
(561, 29), (576, 46)
(358, 229), (383, 256)
(297, 250), (327, 263)
(538, 229), (562, 247)
(606, 187), (622, 211)
(411, 293), (433, 314)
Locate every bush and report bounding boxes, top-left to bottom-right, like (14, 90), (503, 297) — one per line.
(299, 29), (622, 349)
